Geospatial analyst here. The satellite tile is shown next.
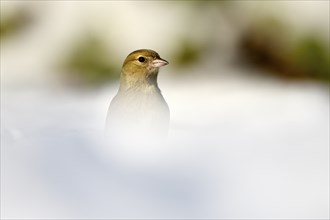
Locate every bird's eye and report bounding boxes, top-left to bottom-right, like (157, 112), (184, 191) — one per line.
(138, 57), (146, 62)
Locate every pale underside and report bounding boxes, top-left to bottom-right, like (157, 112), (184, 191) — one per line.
(105, 84), (170, 144)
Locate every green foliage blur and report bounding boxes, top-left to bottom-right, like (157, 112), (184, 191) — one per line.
(291, 36), (330, 82)
(172, 40), (201, 68)
(59, 34), (119, 86)
(1, 2), (329, 86)
(0, 8), (32, 39)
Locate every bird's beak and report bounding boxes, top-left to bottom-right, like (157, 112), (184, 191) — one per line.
(152, 58), (169, 68)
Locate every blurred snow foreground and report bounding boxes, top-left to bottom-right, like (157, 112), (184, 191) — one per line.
(1, 68), (329, 219)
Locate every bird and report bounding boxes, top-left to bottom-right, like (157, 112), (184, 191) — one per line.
(105, 49), (169, 145)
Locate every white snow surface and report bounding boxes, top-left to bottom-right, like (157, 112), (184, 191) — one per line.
(1, 67), (329, 219)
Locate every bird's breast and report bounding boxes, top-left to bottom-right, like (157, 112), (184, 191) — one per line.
(106, 87), (169, 138)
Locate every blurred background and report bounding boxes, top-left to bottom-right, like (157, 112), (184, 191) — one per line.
(1, 1), (329, 219)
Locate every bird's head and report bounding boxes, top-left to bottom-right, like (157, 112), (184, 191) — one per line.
(121, 49), (169, 80)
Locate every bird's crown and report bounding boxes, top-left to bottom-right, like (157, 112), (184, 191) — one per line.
(123, 49), (167, 67)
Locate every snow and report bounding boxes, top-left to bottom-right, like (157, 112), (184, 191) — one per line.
(1, 67), (329, 219)
(1, 1), (329, 218)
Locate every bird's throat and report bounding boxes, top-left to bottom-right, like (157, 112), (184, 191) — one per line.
(119, 70), (160, 93)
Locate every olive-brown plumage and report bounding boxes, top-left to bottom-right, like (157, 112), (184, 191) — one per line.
(106, 49), (169, 143)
